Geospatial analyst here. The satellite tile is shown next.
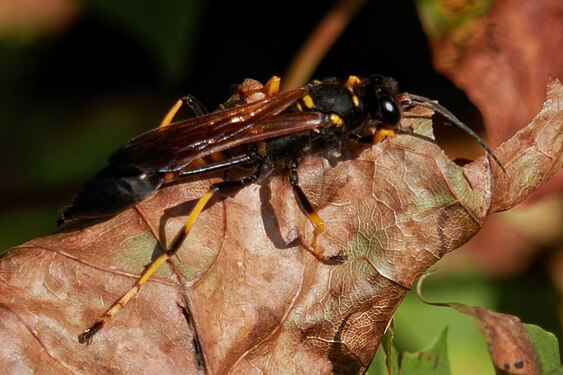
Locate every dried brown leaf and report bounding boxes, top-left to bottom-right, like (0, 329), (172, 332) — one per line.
(469, 76), (563, 212)
(0, 79), (561, 374)
(450, 304), (540, 374)
(420, 0), (563, 144)
(418, 279), (542, 374)
(419, 0), (563, 204)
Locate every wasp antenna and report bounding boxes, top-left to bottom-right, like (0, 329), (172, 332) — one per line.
(401, 93), (507, 174)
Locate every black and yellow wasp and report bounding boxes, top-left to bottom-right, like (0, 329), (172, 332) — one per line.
(58, 74), (504, 344)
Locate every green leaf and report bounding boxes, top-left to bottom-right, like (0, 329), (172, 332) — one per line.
(381, 328), (400, 375)
(414, 0), (492, 40)
(366, 346), (387, 375)
(400, 327), (451, 375)
(525, 324), (562, 373)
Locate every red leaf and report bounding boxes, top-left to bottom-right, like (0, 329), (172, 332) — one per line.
(419, 0), (563, 203)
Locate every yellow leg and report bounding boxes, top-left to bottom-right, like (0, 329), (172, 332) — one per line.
(305, 210), (325, 259)
(159, 95), (208, 128)
(373, 128), (396, 143)
(289, 164), (346, 264)
(78, 191), (214, 345)
(262, 76), (281, 97)
(344, 75), (361, 91)
(78, 174), (259, 344)
(159, 99), (184, 128)
(237, 76), (281, 99)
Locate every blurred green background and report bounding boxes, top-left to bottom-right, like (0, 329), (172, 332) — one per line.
(0, 0), (560, 373)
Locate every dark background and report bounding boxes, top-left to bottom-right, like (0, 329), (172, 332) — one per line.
(0, 1), (479, 251)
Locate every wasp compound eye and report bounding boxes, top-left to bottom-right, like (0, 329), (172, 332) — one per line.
(379, 96), (401, 127)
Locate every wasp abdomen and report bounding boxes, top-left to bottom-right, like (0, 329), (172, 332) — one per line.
(59, 167), (163, 225)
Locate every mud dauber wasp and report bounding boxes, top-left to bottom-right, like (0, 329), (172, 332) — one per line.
(58, 74), (504, 344)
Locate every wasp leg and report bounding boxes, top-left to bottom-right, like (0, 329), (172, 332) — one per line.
(159, 95), (209, 128)
(262, 76), (281, 97)
(289, 162), (347, 264)
(373, 128), (396, 143)
(350, 128), (396, 144)
(237, 76), (281, 99)
(78, 173), (261, 345)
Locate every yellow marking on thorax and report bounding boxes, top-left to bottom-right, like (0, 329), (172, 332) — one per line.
(345, 76), (361, 108)
(345, 76), (361, 92)
(301, 94), (314, 109)
(351, 95), (360, 107)
(329, 113), (344, 126)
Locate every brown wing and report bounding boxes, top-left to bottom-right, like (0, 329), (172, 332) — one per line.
(216, 112), (328, 146)
(108, 88), (308, 172)
(160, 110), (329, 173)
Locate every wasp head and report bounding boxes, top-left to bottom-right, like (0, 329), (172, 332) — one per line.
(360, 75), (402, 129)
(352, 74), (506, 172)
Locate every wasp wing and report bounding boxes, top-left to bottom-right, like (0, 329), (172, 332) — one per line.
(108, 88), (307, 172)
(162, 111), (328, 174)
(216, 112), (328, 146)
